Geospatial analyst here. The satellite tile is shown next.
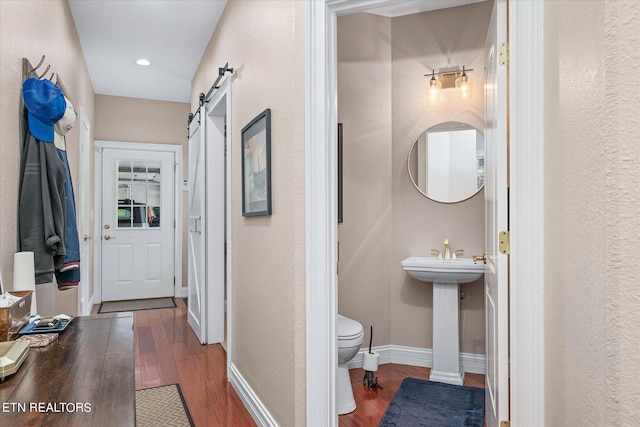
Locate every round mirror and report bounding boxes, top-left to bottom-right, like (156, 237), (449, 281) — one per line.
(407, 122), (484, 203)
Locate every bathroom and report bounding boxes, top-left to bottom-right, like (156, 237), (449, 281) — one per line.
(336, 0), (492, 414)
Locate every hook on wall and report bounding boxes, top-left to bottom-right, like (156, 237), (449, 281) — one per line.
(23, 55), (78, 114)
(29, 55), (45, 73)
(27, 55), (53, 79)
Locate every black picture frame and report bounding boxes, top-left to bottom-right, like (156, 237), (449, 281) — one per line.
(241, 108), (272, 216)
(338, 123), (343, 223)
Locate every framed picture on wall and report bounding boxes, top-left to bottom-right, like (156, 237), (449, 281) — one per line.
(241, 108), (272, 216)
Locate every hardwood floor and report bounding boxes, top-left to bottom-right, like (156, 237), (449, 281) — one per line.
(92, 300), (485, 426)
(93, 299), (256, 426)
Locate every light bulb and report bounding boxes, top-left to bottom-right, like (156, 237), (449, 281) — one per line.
(426, 74), (442, 103)
(455, 69), (472, 102)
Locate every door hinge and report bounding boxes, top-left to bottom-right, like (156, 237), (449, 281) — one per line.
(174, 219), (176, 229)
(500, 421), (511, 427)
(499, 230), (510, 254)
(499, 42), (509, 66)
(173, 276), (176, 285)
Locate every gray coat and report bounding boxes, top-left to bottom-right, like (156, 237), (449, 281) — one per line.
(18, 119), (67, 284)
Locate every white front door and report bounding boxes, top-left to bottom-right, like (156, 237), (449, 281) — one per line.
(484, 0), (509, 425)
(101, 148), (175, 301)
(187, 111), (206, 342)
(77, 108), (91, 315)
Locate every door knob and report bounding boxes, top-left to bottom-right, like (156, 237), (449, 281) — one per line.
(83, 234), (92, 241)
(473, 253), (487, 264)
(104, 224), (110, 229)
(104, 234), (116, 240)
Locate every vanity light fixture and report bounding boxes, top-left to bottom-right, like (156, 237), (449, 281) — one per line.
(424, 66), (474, 103)
(426, 71), (442, 103)
(135, 58), (151, 66)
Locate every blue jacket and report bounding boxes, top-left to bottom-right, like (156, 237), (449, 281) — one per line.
(54, 149), (80, 290)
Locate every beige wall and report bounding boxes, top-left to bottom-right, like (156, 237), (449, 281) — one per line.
(95, 95), (190, 289)
(337, 2), (491, 355)
(0, 0), (95, 316)
(337, 13), (393, 350)
(544, 1), (640, 425)
(191, 1), (306, 425)
(390, 1), (491, 354)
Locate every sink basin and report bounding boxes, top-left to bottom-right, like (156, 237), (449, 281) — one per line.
(401, 257), (483, 284)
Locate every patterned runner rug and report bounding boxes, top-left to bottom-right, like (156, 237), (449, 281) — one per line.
(136, 384), (194, 427)
(98, 297), (176, 313)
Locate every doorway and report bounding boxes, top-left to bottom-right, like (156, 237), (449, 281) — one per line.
(186, 78), (231, 352)
(305, 1), (544, 425)
(94, 141), (183, 303)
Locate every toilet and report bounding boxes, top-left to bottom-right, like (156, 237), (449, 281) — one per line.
(337, 314), (364, 415)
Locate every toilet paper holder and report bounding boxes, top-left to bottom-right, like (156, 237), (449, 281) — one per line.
(363, 326), (383, 391)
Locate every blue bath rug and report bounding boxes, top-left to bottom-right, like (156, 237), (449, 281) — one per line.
(379, 378), (485, 427)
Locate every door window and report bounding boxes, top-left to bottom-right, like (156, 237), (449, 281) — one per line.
(116, 160), (162, 228)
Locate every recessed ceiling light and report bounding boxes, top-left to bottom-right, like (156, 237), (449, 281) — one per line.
(136, 58), (151, 66)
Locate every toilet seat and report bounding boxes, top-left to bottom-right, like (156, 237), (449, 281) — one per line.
(337, 315), (364, 347)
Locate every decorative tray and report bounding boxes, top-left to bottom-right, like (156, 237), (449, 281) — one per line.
(19, 316), (74, 335)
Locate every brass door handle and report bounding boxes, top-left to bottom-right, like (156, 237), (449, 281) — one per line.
(473, 253), (487, 264)
(104, 234), (116, 240)
(83, 234), (92, 241)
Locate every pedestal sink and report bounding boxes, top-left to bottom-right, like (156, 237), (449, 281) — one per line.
(401, 256), (484, 385)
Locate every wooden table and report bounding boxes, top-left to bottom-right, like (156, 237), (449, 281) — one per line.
(0, 313), (135, 426)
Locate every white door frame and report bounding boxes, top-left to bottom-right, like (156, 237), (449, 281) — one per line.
(305, 1), (544, 425)
(93, 141), (183, 303)
(203, 77), (233, 368)
(76, 107), (92, 316)
(202, 78), (232, 352)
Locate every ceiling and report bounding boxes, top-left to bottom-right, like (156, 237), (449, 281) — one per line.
(68, 0), (484, 104)
(68, 0), (227, 103)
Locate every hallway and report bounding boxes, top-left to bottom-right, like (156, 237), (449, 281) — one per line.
(110, 299), (255, 426)
(95, 299), (485, 426)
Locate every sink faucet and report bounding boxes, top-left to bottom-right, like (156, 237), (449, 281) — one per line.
(443, 239), (451, 260)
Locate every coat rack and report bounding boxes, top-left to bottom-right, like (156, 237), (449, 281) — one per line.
(22, 55), (78, 114)
(20, 55), (78, 152)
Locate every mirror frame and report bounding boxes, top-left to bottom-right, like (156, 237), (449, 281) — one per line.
(407, 122), (485, 204)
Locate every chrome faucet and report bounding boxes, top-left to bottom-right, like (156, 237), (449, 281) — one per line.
(443, 239), (451, 260)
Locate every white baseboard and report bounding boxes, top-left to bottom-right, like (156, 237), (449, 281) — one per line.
(228, 363), (278, 427)
(347, 344), (486, 375)
(174, 286), (188, 298)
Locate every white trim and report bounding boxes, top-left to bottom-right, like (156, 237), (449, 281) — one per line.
(77, 107), (92, 316)
(174, 286), (188, 298)
(87, 292), (95, 314)
(92, 144), (103, 302)
(228, 363), (278, 427)
(307, 1), (545, 425)
(509, 1), (545, 425)
(203, 77), (231, 348)
(306, 2), (338, 426)
(93, 141), (182, 303)
(347, 345), (486, 375)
